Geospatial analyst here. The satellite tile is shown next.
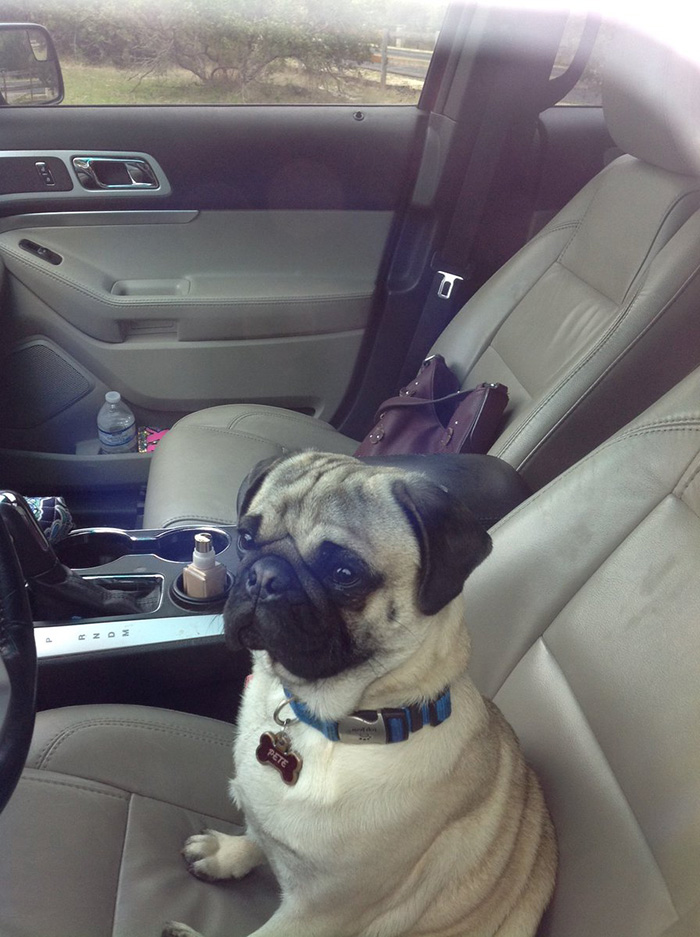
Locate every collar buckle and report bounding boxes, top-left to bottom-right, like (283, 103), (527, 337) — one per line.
(336, 711), (387, 744)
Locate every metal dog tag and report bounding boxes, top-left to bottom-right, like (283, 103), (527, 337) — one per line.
(256, 731), (303, 786)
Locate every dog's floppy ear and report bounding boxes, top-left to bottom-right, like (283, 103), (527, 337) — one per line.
(392, 477), (492, 615)
(237, 456), (281, 517)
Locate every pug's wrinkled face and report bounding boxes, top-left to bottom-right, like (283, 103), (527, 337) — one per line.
(223, 451), (491, 684)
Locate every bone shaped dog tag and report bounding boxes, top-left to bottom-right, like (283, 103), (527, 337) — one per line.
(256, 731), (303, 785)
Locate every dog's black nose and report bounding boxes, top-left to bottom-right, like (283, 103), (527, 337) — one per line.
(246, 555), (298, 601)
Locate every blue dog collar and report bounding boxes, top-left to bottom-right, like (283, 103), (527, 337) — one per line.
(284, 688), (452, 745)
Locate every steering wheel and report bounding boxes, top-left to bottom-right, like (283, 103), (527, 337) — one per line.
(0, 515), (37, 815)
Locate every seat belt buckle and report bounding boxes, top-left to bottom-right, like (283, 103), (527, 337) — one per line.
(436, 270), (464, 300)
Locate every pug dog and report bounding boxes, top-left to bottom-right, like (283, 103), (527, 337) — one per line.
(164, 451), (556, 937)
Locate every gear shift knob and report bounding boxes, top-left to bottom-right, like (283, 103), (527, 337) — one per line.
(0, 491), (62, 581)
(0, 491), (150, 621)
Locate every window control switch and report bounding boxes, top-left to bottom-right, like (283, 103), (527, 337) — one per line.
(35, 161), (56, 186)
(19, 239), (63, 265)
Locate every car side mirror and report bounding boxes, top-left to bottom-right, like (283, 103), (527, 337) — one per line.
(0, 22), (63, 106)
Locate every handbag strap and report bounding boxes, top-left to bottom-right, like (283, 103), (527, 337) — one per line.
(375, 382), (509, 421)
(373, 387), (472, 421)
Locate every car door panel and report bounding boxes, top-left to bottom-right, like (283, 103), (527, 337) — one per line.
(0, 105), (422, 459)
(0, 105), (420, 212)
(0, 209), (392, 343)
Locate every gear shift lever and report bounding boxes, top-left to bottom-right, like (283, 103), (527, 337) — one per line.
(0, 491), (150, 621)
(0, 491), (62, 581)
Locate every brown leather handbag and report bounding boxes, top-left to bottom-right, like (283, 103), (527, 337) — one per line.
(354, 355), (509, 458)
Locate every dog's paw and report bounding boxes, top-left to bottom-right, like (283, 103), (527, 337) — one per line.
(182, 829), (262, 882)
(181, 830), (224, 883)
(162, 922), (204, 937)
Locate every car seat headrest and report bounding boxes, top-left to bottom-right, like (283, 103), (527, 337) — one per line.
(603, 24), (700, 177)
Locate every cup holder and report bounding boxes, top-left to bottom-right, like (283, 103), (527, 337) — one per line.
(170, 569), (234, 611)
(154, 528), (230, 561)
(56, 526), (231, 569)
(56, 529), (134, 568)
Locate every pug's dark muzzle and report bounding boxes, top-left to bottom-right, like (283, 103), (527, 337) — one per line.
(226, 554), (309, 655)
(224, 549), (370, 681)
(244, 555), (307, 605)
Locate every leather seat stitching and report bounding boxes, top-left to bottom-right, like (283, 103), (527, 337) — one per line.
(531, 639), (681, 923)
(224, 411), (338, 433)
(530, 220), (580, 243)
(495, 188), (700, 459)
(20, 773), (129, 803)
(34, 719), (233, 770)
(495, 255), (700, 461)
(164, 514), (233, 526)
(494, 277), (636, 453)
(112, 793), (133, 937)
(22, 774), (242, 832)
(513, 264), (700, 470)
(554, 221), (584, 264)
(492, 295), (628, 457)
(558, 181), (700, 287)
(220, 410), (352, 437)
(173, 420), (351, 446)
(169, 425), (290, 446)
(499, 220), (581, 264)
(618, 189), (700, 299)
(488, 264), (629, 453)
(488, 421), (700, 535)
(555, 166), (620, 265)
(676, 456), (700, 498)
(456, 225), (584, 386)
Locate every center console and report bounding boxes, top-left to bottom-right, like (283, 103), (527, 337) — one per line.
(36, 524), (238, 659)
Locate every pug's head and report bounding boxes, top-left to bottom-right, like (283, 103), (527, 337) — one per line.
(224, 451), (491, 693)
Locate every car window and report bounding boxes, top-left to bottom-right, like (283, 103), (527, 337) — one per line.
(4, 0), (450, 106)
(552, 14), (614, 107)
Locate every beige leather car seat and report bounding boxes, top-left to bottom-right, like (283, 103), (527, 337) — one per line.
(144, 26), (700, 529)
(3, 360), (700, 936)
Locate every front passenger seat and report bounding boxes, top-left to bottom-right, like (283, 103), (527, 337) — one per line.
(144, 24), (700, 529)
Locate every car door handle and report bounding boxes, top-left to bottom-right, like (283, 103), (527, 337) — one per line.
(72, 156), (159, 190)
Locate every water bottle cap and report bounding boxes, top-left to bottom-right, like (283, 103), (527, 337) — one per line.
(105, 391), (121, 404)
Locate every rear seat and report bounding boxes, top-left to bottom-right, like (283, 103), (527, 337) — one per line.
(144, 25), (700, 529)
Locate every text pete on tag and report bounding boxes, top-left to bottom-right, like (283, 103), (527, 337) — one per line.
(256, 731), (303, 785)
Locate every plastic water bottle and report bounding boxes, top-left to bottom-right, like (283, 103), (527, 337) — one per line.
(97, 391), (137, 454)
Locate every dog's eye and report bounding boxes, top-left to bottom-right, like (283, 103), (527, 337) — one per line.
(331, 565), (359, 586)
(316, 541), (370, 593)
(237, 531), (255, 553)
